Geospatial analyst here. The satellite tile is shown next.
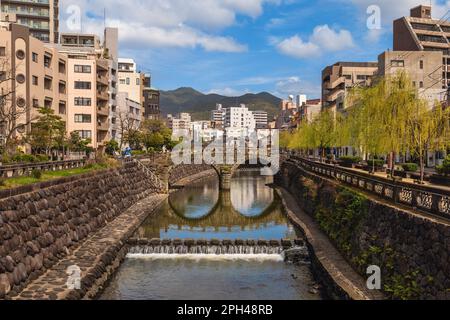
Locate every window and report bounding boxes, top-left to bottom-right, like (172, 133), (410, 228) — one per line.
(59, 103), (66, 115)
(74, 81), (92, 90)
(75, 130), (92, 139)
(74, 114), (92, 123)
(74, 65), (92, 73)
(413, 81), (416, 87)
(420, 60), (424, 70)
(32, 76), (38, 86)
(119, 79), (125, 84)
(391, 60), (404, 67)
(44, 55), (52, 68)
(74, 97), (92, 106)
(0, 47), (5, 56)
(0, 72), (6, 81)
(126, 78), (130, 85)
(419, 81), (424, 88)
(32, 52), (38, 63)
(357, 75), (367, 80)
(136, 78), (140, 85)
(33, 99), (39, 108)
(344, 75), (352, 80)
(111, 117), (116, 125)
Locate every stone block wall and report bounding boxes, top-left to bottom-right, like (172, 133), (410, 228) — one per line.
(277, 161), (450, 300)
(0, 163), (159, 298)
(169, 164), (215, 187)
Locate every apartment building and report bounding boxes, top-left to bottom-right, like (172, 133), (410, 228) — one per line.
(0, 22), (67, 149)
(393, 5), (450, 94)
(113, 92), (141, 145)
(211, 104), (225, 129)
(167, 113), (191, 131)
(299, 99), (322, 124)
(118, 58), (142, 103)
(252, 111), (268, 129)
(378, 50), (444, 105)
(142, 74), (160, 120)
(1, 0), (59, 43)
(58, 31), (116, 149)
(280, 95), (296, 111)
(224, 104), (256, 130)
(322, 62), (378, 112)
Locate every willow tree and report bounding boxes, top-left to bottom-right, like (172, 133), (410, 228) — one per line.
(407, 100), (450, 183)
(346, 79), (388, 169)
(306, 109), (336, 161)
(380, 71), (416, 176)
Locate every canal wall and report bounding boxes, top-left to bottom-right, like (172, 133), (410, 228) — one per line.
(169, 164), (217, 188)
(0, 162), (164, 299)
(276, 160), (450, 300)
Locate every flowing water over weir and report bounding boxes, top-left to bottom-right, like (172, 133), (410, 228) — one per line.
(100, 171), (323, 300)
(126, 239), (310, 262)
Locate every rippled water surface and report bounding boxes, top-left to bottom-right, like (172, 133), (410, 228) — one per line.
(100, 171), (321, 300)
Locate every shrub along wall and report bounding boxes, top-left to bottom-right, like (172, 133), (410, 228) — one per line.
(277, 161), (450, 300)
(0, 163), (160, 298)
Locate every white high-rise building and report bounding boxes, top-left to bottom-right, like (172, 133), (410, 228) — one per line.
(225, 104), (256, 130)
(296, 95), (307, 108)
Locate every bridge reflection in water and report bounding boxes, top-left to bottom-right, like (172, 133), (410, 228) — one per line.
(136, 171), (297, 240)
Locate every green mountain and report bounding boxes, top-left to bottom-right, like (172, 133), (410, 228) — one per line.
(160, 87), (281, 121)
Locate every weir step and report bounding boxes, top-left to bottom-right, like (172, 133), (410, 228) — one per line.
(127, 238), (305, 248)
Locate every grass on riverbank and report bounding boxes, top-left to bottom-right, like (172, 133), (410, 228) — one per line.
(0, 161), (117, 190)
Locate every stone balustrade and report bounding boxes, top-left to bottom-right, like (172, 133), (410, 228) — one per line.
(288, 156), (450, 219)
(0, 160), (86, 179)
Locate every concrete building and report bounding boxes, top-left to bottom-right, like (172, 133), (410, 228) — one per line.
(113, 92), (141, 146)
(296, 94), (307, 108)
(393, 4), (450, 94)
(211, 104), (225, 129)
(0, 22), (67, 148)
(322, 62), (378, 112)
(118, 58), (142, 103)
(299, 99), (322, 124)
(378, 50), (445, 105)
(167, 113), (191, 131)
(252, 111), (268, 129)
(280, 95), (296, 111)
(1, 0), (59, 43)
(142, 74), (160, 120)
(58, 32), (114, 149)
(224, 104), (256, 130)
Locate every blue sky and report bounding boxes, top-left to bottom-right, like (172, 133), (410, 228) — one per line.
(61, 0), (450, 98)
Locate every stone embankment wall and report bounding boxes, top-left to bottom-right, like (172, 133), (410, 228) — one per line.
(0, 163), (161, 299)
(169, 164), (216, 188)
(277, 160), (450, 300)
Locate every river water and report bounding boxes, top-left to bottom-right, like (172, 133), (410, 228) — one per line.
(100, 171), (321, 300)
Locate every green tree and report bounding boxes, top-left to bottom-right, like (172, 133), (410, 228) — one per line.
(105, 139), (119, 156)
(68, 131), (93, 156)
(27, 107), (66, 156)
(407, 100), (450, 183)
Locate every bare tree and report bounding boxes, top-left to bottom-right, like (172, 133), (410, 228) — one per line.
(117, 111), (139, 150)
(0, 51), (35, 154)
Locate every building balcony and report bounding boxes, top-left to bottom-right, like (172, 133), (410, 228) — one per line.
(97, 121), (109, 132)
(97, 74), (109, 86)
(97, 90), (109, 101)
(97, 106), (109, 117)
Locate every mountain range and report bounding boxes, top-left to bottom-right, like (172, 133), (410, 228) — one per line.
(159, 87), (281, 121)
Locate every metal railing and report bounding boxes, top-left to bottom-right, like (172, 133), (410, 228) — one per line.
(0, 159), (86, 178)
(287, 156), (450, 219)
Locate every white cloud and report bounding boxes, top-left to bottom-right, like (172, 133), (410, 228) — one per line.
(60, 0), (282, 53)
(275, 25), (354, 59)
(207, 87), (251, 96)
(274, 76), (321, 97)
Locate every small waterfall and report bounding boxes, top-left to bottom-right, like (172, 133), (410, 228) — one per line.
(126, 238), (310, 263)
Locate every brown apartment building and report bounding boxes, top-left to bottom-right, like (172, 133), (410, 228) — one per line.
(394, 5), (450, 91)
(57, 31), (117, 150)
(1, 0), (59, 43)
(322, 62), (378, 112)
(142, 74), (160, 120)
(0, 22), (67, 150)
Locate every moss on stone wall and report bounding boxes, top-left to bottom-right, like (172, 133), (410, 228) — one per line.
(277, 162), (447, 300)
